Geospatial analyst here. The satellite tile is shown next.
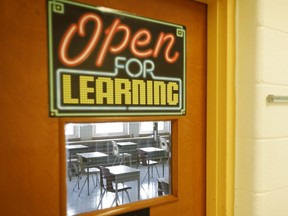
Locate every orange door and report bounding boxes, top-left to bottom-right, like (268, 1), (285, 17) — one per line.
(0, 0), (206, 215)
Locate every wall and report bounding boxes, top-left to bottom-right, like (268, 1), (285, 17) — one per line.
(236, 0), (288, 215)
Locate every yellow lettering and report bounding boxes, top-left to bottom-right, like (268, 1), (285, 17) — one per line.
(132, 80), (146, 105)
(154, 81), (166, 105)
(80, 75), (94, 104)
(62, 74), (79, 104)
(115, 78), (131, 105)
(61, 74), (180, 107)
(147, 80), (153, 105)
(96, 77), (114, 104)
(167, 82), (179, 105)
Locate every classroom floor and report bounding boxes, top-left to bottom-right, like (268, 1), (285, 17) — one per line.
(66, 163), (170, 216)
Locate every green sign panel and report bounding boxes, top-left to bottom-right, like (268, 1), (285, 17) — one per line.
(47, 0), (186, 117)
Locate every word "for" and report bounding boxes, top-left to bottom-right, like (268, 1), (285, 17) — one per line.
(58, 13), (180, 67)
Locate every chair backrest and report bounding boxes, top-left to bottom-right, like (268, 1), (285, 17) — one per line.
(159, 137), (169, 151)
(98, 166), (115, 192)
(160, 180), (169, 195)
(137, 149), (148, 166)
(77, 154), (85, 174)
(112, 141), (119, 157)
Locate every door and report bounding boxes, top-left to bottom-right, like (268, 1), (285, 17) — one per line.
(0, 0), (206, 215)
(69, 0), (207, 215)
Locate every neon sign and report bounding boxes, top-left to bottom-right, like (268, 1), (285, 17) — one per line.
(47, 0), (186, 117)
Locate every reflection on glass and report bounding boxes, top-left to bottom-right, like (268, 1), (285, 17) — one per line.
(65, 121), (171, 215)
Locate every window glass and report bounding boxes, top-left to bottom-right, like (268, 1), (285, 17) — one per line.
(139, 121), (153, 133)
(95, 122), (124, 134)
(65, 121), (172, 215)
(65, 124), (74, 135)
(139, 121), (168, 134)
(65, 123), (80, 139)
(93, 122), (128, 137)
(158, 121), (164, 131)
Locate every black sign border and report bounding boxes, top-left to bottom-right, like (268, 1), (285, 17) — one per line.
(47, 0), (186, 117)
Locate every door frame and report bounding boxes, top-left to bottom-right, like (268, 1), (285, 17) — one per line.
(197, 0), (236, 216)
(59, 0), (236, 215)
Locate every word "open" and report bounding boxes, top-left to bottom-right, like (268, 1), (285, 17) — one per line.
(58, 13), (180, 67)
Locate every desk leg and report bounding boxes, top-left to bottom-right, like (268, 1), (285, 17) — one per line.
(115, 180), (118, 206)
(158, 179), (162, 196)
(162, 158), (165, 177)
(148, 161), (150, 186)
(97, 186), (104, 209)
(87, 163), (90, 196)
(138, 177), (140, 200)
(69, 152), (72, 181)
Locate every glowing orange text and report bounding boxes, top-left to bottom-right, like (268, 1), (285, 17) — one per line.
(58, 13), (180, 67)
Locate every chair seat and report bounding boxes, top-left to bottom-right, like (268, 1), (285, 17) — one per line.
(109, 184), (132, 193)
(84, 167), (100, 173)
(68, 158), (78, 162)
(140, 159), (159, 166)
(119, 153), (132, 157)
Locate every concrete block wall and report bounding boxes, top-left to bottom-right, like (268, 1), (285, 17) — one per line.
(236, 0), (288, 215)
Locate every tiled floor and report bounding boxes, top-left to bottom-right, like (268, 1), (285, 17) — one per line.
(66, 163), (170, 216)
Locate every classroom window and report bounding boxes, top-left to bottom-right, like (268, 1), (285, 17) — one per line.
(139, 121), (170, 134)
(65, 123), (80, 139)
(93, 122), (129, 137)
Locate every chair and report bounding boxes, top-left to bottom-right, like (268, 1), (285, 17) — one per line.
(159, 136), (170, 164)
(157, 178), (170, 196)
(67, 158), (78, 181)
(112, 141), (132, 166)
(97, 166), (132, 208)
(73, 154), (100, 196)
(137, 148), (160, 185)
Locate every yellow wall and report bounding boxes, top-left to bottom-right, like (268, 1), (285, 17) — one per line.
(200, 0), (236, 216)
